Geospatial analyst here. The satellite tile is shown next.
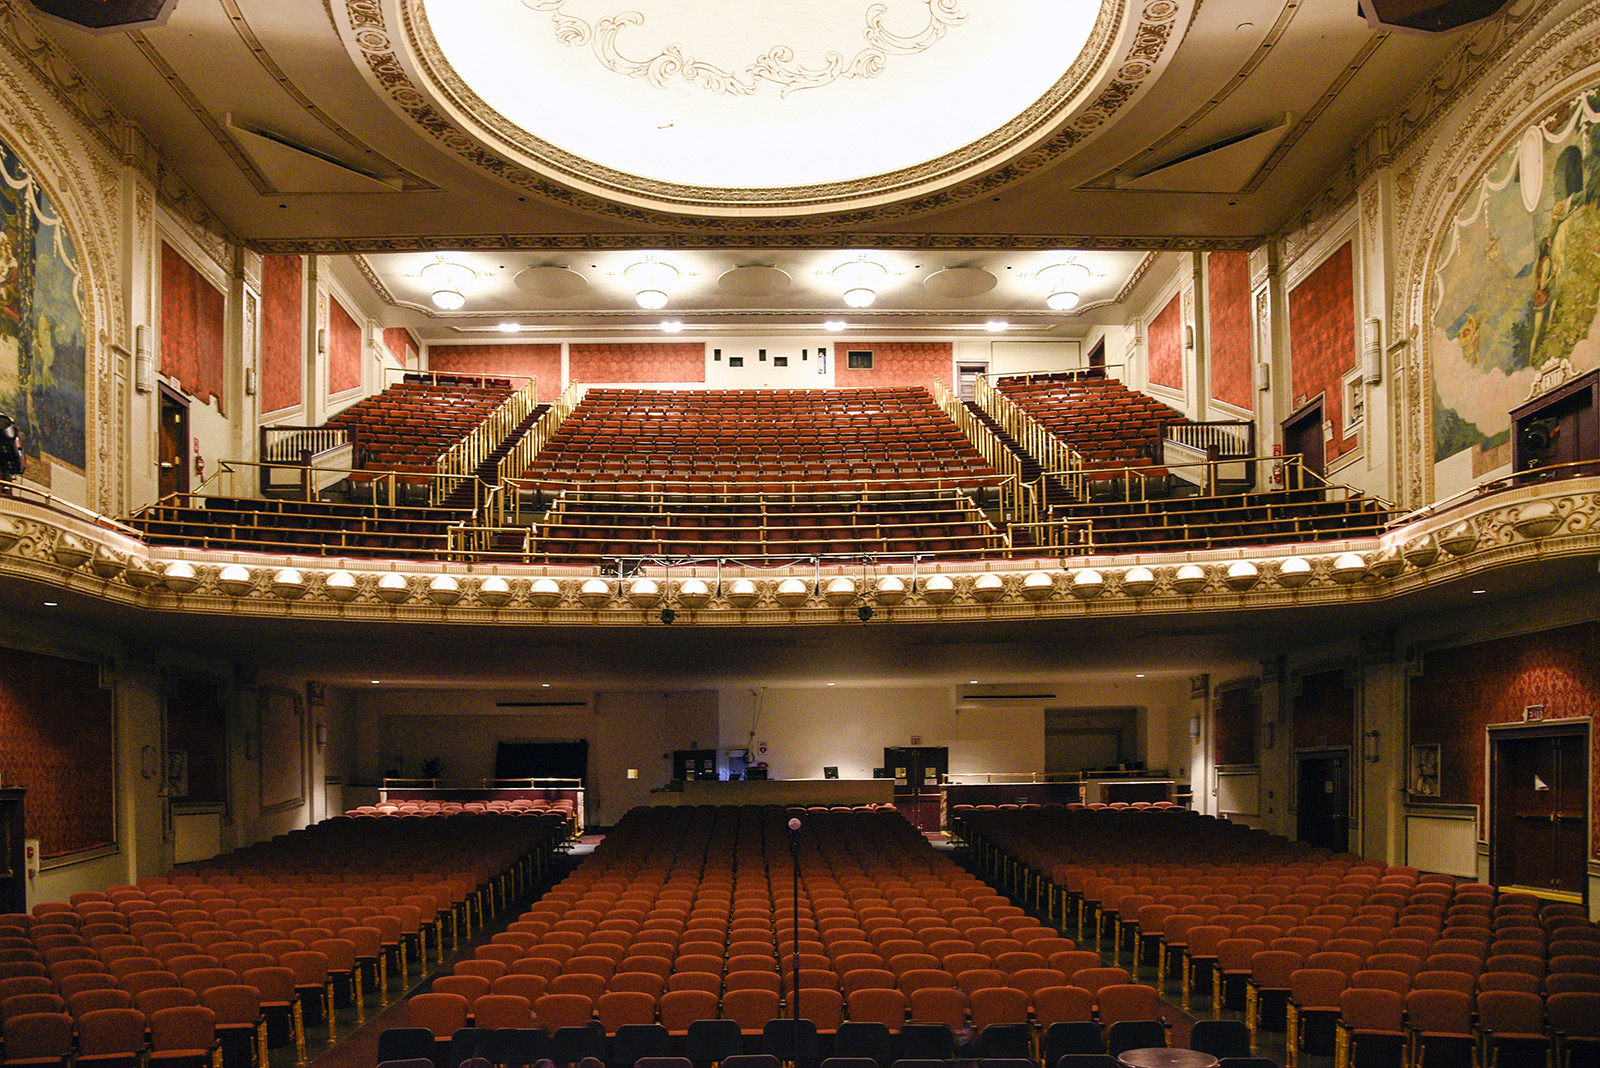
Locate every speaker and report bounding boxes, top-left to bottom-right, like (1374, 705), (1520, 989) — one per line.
(1359, 0), (1511, 33)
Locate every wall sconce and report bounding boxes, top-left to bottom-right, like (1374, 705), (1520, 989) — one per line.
(315, 723), (327, 749)
(244, 367), (257, 396)
(1261, 722), (1276, 751)
(1363, 729), (1381, 763)
(134, 325), (154, 393)
(140, 745), (158, 779)
(316, 328), (327, 355)
(1189, 715), (1202, 739)
(1184, 324), (1195, 349)
(242, 732), (258, 761)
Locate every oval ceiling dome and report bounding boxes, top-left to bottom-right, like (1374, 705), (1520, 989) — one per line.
(341, 0), (1189, 223)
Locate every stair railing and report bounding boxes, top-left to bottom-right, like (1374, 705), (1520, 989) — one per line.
(973, 376), (1087, 503)
(433, 376), (539, 505)
(931, 379), (1037, 526)
(496, 381), (587, 489)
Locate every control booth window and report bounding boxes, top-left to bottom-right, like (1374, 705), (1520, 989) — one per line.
(847, 350), (873, 369)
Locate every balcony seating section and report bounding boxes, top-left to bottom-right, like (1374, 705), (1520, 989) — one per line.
(329, 374), (516, 477)
(993, 374), (1183, 484)
(519, 388), (1002, 493)
(955, 804), (1600, 1067)
(531, 492), (1008, 563)
(126, 497), (470, 560)
(1053, 487), (1396, 554)
(0, 810), (568, 1066)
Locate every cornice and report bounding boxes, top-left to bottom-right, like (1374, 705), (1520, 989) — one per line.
(0, 477), (1594, 627)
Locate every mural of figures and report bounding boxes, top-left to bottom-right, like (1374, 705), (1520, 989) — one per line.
(1432, 87), (1600, 480)
(0, 143), (85, 486)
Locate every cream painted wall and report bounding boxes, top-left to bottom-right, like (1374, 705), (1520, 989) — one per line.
(356, 688), (718, 826)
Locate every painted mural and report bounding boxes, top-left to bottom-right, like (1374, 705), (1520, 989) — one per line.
(0, 143), (85, 482)
(1432, 86), (1600, 472)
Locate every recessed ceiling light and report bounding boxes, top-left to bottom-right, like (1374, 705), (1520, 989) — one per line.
(968, 680), (978, 685)
(823, 321), (847, 332)
(985, 320), (1008, 332)
(1135, 673), (1146, 678)
(660, 320), (683, 333)
(42, 601), (57, 607)
(1471, 589), (1487, 595)
(827, 682), (836, 687)
(541, 683), (550, 688)
(370, 679), (381, 684)
(497, 321), (520, 333)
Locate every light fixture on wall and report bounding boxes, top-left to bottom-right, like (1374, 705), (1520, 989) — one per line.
(1189, 715), (1202, 739)
(1363, 729), (1381, 763)
(140, 745), (158, 779)
(625, 255), (678, 310)
(134, 325), (154, 393)
(833, 253), (886, 309)
(421, 259), (473, 310)
(316, 328), (327, 355)
(1261, 721), (1276, 751)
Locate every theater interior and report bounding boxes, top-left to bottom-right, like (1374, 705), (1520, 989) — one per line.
(1, 1), (1600, 1063)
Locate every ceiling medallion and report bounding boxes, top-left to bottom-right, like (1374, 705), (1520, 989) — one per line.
(524, 0), (969, 98)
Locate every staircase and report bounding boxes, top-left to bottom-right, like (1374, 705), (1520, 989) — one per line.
(441, 404), (549, 512)
(963, 401), (1078, 511)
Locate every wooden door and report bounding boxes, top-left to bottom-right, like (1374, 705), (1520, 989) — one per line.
(1297, 750), (1349, 852)
(158, 388), (188, 499)
(1492, 726), (1587, 897)
(1283, 400), (1325, 485)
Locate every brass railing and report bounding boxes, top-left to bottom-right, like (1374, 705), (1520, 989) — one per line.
(152, 458), (492, 512)
(973, 375), (1086, 502)
(433, 377), (539, 505)
(931, 379), (1036, 527)
(497, 382), (586, 489)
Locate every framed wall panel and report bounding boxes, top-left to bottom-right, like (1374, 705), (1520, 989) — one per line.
(257, 686), (305, 815)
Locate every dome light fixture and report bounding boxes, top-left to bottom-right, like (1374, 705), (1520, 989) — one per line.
(833, 253), (887, 310)
(421, 259), (474, 310)
(625, 255), (680, 310)
(1038, 261), (1091, 312)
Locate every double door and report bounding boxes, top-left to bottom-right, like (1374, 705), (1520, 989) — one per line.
(1492, 726), (1587, 897)
(884, 746), (947, 832)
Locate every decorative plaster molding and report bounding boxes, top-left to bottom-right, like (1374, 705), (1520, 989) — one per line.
(336, 0), (1192, 226)
(0, 475), (1594, 627)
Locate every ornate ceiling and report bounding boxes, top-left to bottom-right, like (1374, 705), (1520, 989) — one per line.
(30, 0), (1476, 335)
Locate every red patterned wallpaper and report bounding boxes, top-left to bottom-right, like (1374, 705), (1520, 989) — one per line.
(0, 646), (114, 858)
(1409, 623), (1600, 851)
(832, 341), (953, 390)
(1289, 241), (1356, 462)
(1147, 295), (1184, 391)
(569, 342), (706, 384)
(382, 327), (420, 368)
(1214, 684), (1259, 767)
(429, 343), (563, 402)
(328, 297), (362, 395)
(160, 242), (226, 414)
(1208, 252), (1254, 412)
(1293, 668), (1355, 751)
(259, 254), (302, 415)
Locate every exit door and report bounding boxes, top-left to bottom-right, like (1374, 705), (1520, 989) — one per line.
(1492, 726), (1588, 897)
(158, 387), (189, 499)
(884, 746), (947, 832)
(957, 364), (988, 402)
(1283, 400), (1325, 486)
(1297, 749), (1349, 852)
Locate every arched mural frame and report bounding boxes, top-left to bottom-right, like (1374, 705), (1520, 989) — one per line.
(0, 34), (124, 514)
(1388, 0), (1600, 509)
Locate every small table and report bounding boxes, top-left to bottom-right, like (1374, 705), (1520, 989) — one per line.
(1117, 1050), (1220, 1068)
